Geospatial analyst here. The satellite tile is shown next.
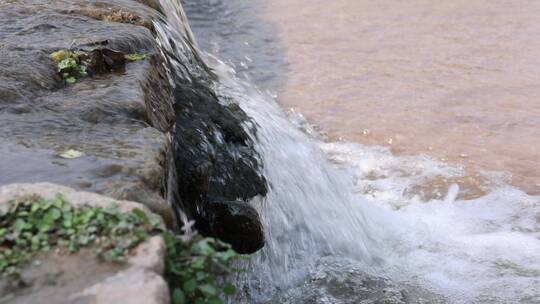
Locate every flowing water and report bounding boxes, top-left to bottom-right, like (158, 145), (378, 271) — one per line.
(159, 1), (540, 303)
(262, 0), (540, 195)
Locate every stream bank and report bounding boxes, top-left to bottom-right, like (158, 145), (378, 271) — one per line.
(0, 0), (266, 251)
(0, 0), (172, 224)
(1, 0), (268, 301)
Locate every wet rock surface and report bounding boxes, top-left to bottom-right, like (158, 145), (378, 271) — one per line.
(0, 0), (173, 223)
(168, 58), (267, 253)
(155, 2), (268, 252)
(0, 183), (168, 304)
(203, 201), (264, 254)
(1, 0), (267, 254)
(0, 0), (266, 301)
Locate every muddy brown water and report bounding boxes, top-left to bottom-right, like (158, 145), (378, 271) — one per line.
(262, 0), (540, 195)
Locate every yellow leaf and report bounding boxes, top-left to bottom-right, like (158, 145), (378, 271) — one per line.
(58, 149), (83, 159)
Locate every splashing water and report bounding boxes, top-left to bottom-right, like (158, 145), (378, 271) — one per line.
(155, 1), (540, 303)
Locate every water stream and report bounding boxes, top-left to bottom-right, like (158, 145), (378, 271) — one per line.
(157, 1), (540, 303)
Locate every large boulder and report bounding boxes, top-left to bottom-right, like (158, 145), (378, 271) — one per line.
(167, 50), (267, 253)
(151, 0), (268, 253)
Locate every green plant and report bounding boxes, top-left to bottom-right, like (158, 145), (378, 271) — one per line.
(164, 232), (241, 304)
(0, 194), (161, 277)
(0, 194), (244, 304)
(50, 50), (87, 84)
(125, 53), (147, 61)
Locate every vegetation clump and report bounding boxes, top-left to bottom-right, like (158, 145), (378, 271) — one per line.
(0, 195), (242, 303)
(50, 49), (147, 84)
(164, 232), (240, 304)
(0, 194), (160, 277)
(50, 50), (87, 84)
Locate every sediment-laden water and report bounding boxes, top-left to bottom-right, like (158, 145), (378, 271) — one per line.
(166, 1), (540, 303)
(263, 0), (540, 195)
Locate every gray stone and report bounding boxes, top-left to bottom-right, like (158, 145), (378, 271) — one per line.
(70, 269), (169, 304)
(0, 0), (174, 225)
(0, 183), (169, 304)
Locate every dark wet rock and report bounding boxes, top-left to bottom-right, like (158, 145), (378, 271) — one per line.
(141, 55), (175, 133)
(169, 69), (267, 253)
(84, 48), (127, 74)
(204, 201), (264, 254)
(149, 0), (268, 252)
(171, 92), (267, 202)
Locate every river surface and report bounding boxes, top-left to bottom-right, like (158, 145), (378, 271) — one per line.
(181, 1), (540, 303)
(262, 0), (540, 195)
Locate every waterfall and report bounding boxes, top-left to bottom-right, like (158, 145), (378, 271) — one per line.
(154, 0), (376, 282)
(154, 1), (540, 303)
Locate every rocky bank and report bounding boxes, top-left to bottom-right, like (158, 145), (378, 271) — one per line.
(0, 0), (268, 302)
(0, 183), (168, 304)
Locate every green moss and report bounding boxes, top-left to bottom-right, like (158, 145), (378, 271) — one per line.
(50, 50), (88, 85)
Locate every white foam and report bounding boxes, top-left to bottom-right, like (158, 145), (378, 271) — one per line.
(321, 141), (540, 303)
(235, 84), (540, 302)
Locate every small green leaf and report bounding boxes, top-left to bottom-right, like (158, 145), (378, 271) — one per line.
(193, 239), (214, 256)
(216, 249), (236, 263)
(14, 219), (27, 231)
(105, 203), (120, 214)
(77, 235), (90, 246)
(149, 215), (162, 228)
(125, 53), (147, 61)
(223, 283), (236, 295)
(50, 49), (73, 63)
(37, 221), (51, 233)
(172, 288), (185, 304)
(78, 65), (87, 77)
(65, 76), (77, 84)
(190, 257), (205, 270)
(183, 279), (197, 293)
(58, 58), (77, 71)
(132, 208), (149, 225)
(31, 203), (40, 213)
(195, 271), (207, 281)
(46, 208), (62, 220)
(208, 297), (223, 304)
(198, 284), (217, 296)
